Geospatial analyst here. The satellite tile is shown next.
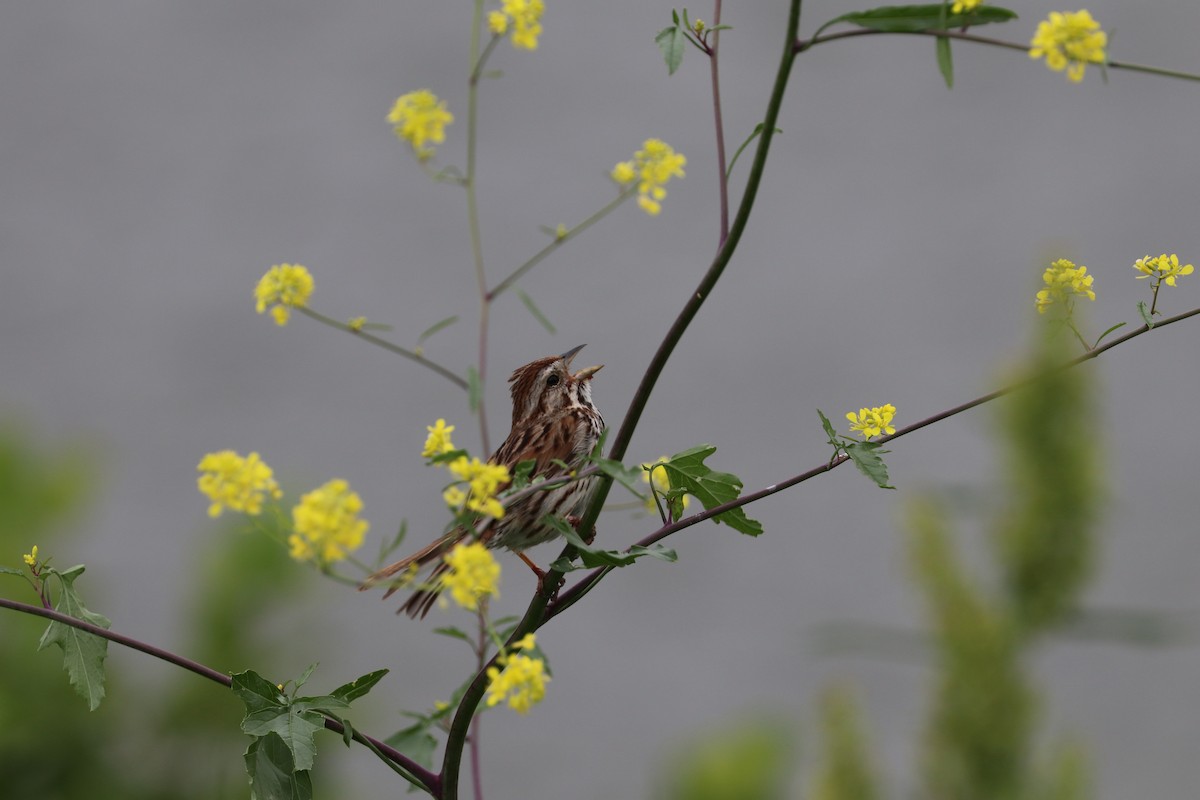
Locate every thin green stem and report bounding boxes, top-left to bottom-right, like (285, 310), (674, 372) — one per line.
(467, 0), (492, 456)
(487, 187), (636, 300)
(574, 0), (802, 535)
(709, 0), (729, 245)
(295, 307), (468, 390)
(796, 27), (1200, 83)
(0, 596), (440, 793)
(546, 304), (1200, 617)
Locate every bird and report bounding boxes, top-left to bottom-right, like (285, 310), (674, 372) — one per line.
(360, 344), (604, 617)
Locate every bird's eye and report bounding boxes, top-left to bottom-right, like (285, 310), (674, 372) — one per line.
(546, 373), (561, 387)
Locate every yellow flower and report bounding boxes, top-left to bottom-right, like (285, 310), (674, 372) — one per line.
(951, 0), (982, 13)
(422, 419), (457, 459)
(512, 632), (537, 651)
(442, 541), (501, 610)
(443, 485), (467, 508)
(613, 139), (686, 217)
(255, 264), (314, 326)
(1029, 10), (1107, 83)
(490, 0), (545, 50)
(388, 90), (453, 159)
(448, 456), (511, 519)
(641, 457), (690, 514)
(554, 223), (569, 240)
(486, 653), (548, 714)
(288, 479), (369, 565)
(197, 450), (282, 517)
(1035, 258), (1096, 314)
(347, 316), (366, 331)
(23, 545), (38, 567)
(846, 405), (897, 440)
(1133, 253), (1193, 287)
(692, 18), (706, 34)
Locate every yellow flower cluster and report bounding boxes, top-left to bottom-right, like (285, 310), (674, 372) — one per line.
(1133, 253), (1193, 287)
(23, 545), (38, 568)
(442, 541), (501, 610)
(488, 0), (545, 50)
(445, 457), (511, 519)
(289, 479), (369, 565)
(611, 139), (687, 216)
(197, 450), (282, 517)
(951, 0), (983, 13)
(1036, 258), (1096, 314)
(388, 90), (454, 159)
(486, 634), (549, 714)
(422, 419), (457, 459)
(255, 264), (314, 326)
(642, 456), (690, 514)
(846, 404), (897, 440)
(1029, 10), (1107, 83)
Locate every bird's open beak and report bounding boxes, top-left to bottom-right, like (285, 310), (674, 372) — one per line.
(560, 345), (601, 380)
(574, 363), (603, 380)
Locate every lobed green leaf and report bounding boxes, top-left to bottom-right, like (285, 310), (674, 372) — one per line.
(36, 565), (110, 711)
(844, 441), (896, 490)
(330, 668), (389, 703)
(658, 445), (764, 536)
(245, 732), (313, 800)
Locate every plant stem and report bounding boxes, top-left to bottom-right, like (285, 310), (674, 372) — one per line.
(296, 308), (468, 390)
(0, 596), (440, 793)
(487, 188), (636, 300)
(546, 304), (1200, 616)
(709, 0), (729, 245)
(467, 0), (492, 455)
(796, 27), (1200, 83)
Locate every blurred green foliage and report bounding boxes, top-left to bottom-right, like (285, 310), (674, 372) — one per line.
(654, 717), (794, 800)
(0, 424), (331, 800)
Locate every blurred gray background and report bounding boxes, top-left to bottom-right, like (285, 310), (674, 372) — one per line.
(2, 0), (1198, 797)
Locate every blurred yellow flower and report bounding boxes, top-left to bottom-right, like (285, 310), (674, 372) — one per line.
(255, 264), (314, 326)
(641, 456), (690, 514)
(442, 541), (500, 610)
(613, 139), (686, 216)
(23, 545), (38, 567)
(490, 0), (545, 50)
(197, 450), (282, 517)
(486, 652), (548, 714)
(1029, 10), (1106, 83)
(388, 90), (453, 159)
(1036, 258), (1096, 314)
(422, 419), (457, 459)
(448, 456), (510, 519)
(289, 479), (369, 565)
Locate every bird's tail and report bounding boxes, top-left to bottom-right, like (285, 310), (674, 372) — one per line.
(359, 530), (464, 617)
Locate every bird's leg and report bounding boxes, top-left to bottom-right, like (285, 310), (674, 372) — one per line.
(517, 551), (565, 601)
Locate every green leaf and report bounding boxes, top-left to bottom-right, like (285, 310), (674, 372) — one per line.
(245, 732), (313, 800)
(293, 662), (317, 691)
(0, 565), (25, 576)
(386, 723), (439, 768)
(232, 670), (288, 713)
(844, 441), (896, 490)
(432, 626), (472, 644)
(511, 458), (537, 487)
(658, 445), (764, 536)
(815, 4), (1017, 38)
(516, 288), (557, 334)
(936, 35), (953, 88)
(591, 456), (645, 498)
(36, 565), (110, 711)
(330, 668), (388, 703)
(817, 409), (840, 444)
(726, 123), (783, 180)
(1093, 321), (1127, 348)
(466, 366), (482, 413)
(655, 25), (686, 75)
(417, 315), (459, 344)
(547, 516), (678, 571)
(241, 707), (323, 772)
(1137, 300), (1155, 329)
